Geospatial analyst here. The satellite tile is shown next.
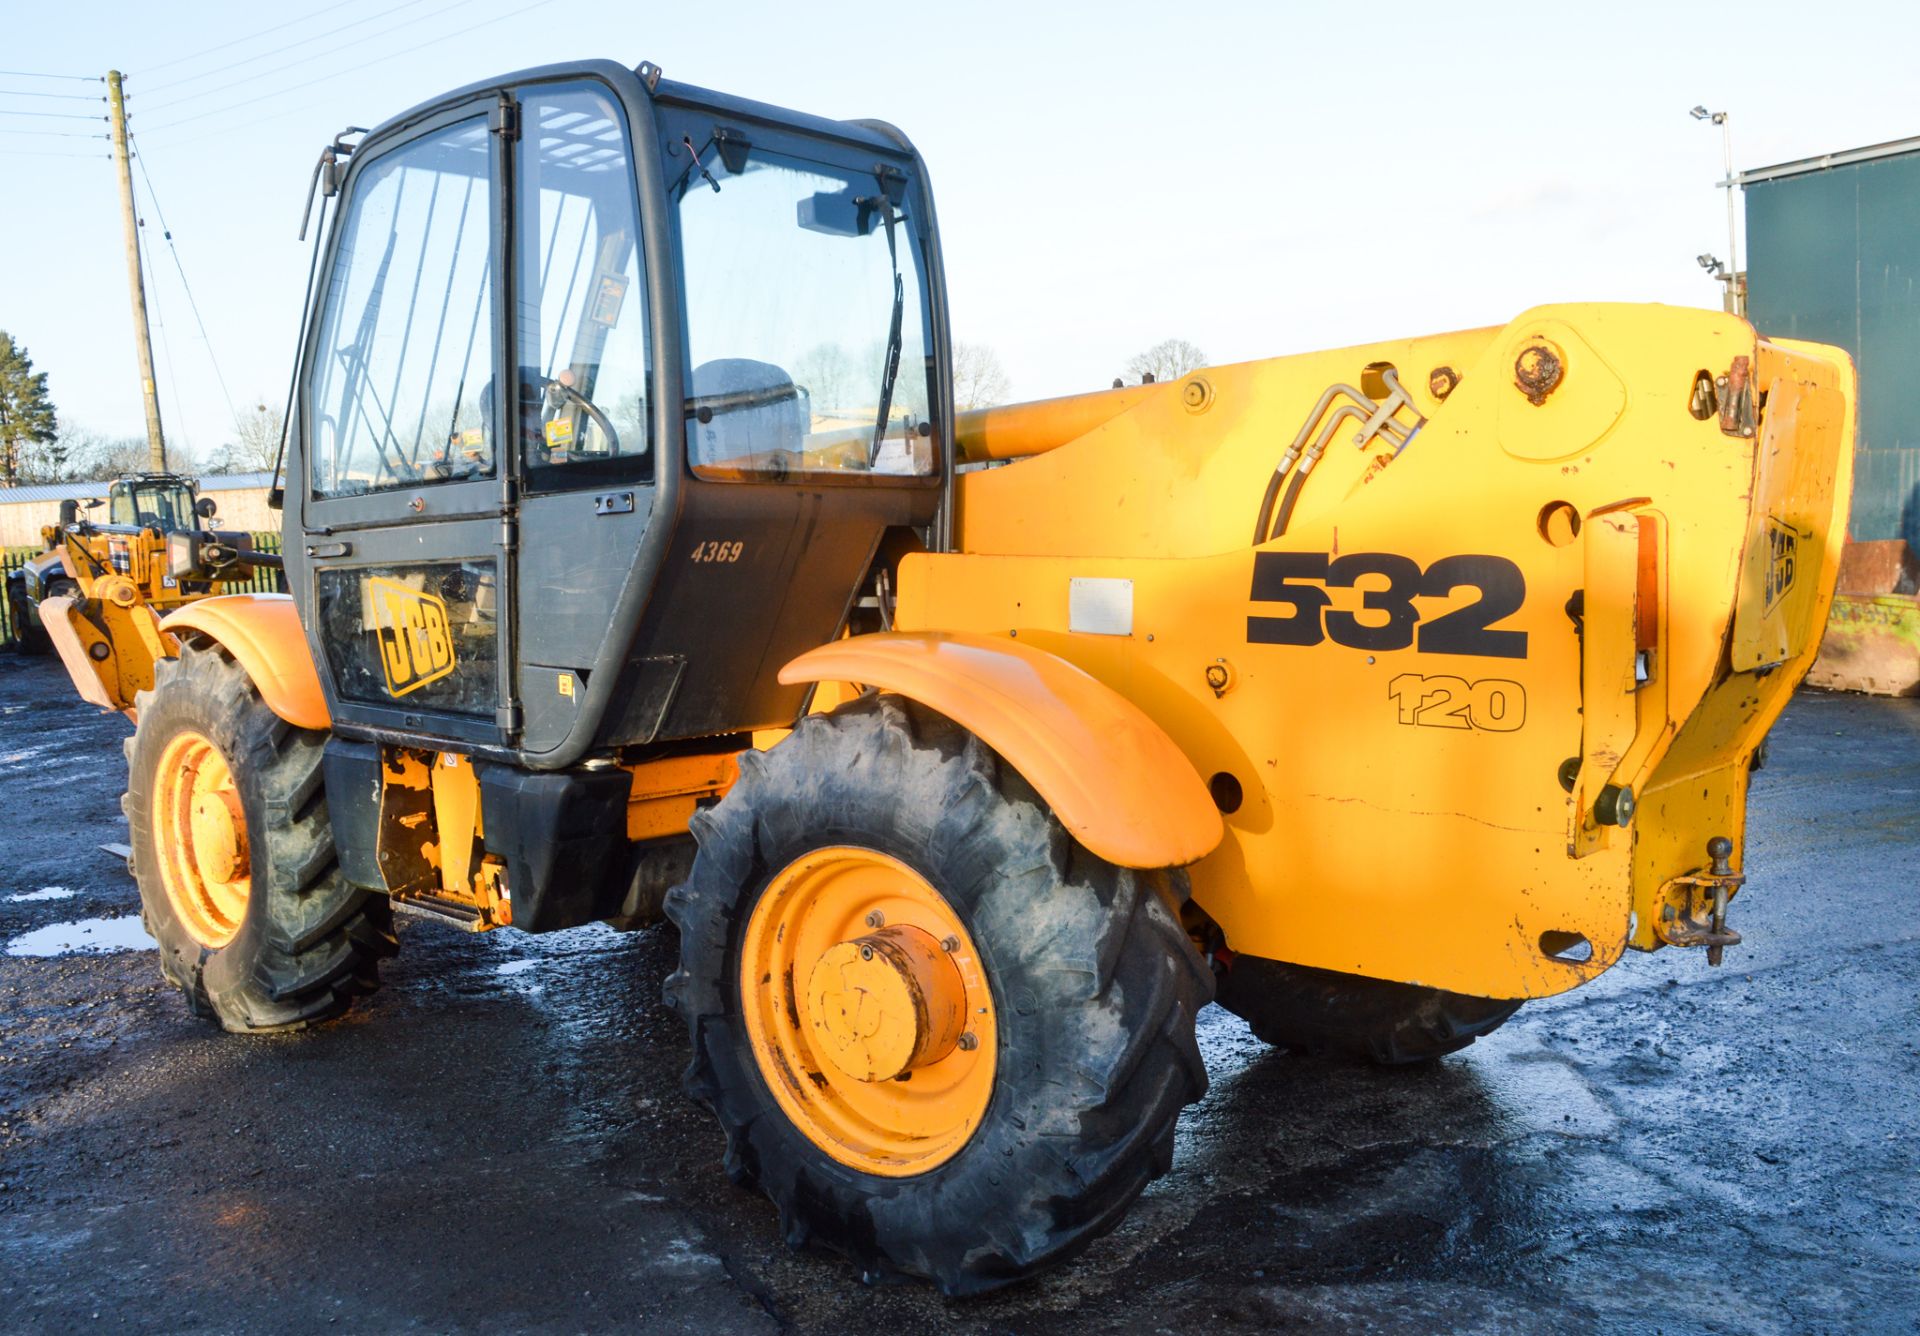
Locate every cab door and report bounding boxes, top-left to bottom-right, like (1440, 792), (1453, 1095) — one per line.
(298, 98), (517, 749)
(505, 79), (660, 756)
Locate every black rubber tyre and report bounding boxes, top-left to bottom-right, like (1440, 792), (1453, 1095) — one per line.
(664, 694), (1213, 1296)
(124, 640), (396, 1032)
(6, 571), (61, 655)
(1215, 954), (1520, 1065)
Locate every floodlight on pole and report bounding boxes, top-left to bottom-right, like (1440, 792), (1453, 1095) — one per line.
(1690, 105), (1740, 313)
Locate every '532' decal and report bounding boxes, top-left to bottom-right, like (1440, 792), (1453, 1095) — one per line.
(1248, 552), (1528, 659)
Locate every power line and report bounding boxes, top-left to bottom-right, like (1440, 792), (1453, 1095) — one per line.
(137, 0), (558, 139)
(135, 0), (375, 77)
(0, 88), (106, 101)
(134, 94), (345, 154)
(0, 145), (109, 158)
(137, 0), (461, 114)
(129, 131), (238, 424)
(139, 0), (433, 97)
(0, 109), (106, 120)
(0, 127), (109, 138)
(0, 70), (99, 81)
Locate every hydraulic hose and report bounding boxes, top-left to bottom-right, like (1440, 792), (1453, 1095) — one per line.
(1270, 467), (1310, 542)
(1252, 468), (1287, 545)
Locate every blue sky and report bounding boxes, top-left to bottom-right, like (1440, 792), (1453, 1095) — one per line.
(2, 0), (1914, 458)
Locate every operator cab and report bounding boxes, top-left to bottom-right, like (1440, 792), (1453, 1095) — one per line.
(285, 60), (950, 764)
(107, 474), (204, 532)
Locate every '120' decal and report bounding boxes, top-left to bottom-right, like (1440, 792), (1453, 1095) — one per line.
(1248, 552), (1528, 659)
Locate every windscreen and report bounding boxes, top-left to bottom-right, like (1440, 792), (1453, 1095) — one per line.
(110, 481), (195, 530)
(307, 118), (495, 499)
(675, 145), (934, 481)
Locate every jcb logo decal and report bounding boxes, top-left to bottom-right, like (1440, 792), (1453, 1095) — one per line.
(371, 578), (455, 696)
(1764, 519), (1800, 613)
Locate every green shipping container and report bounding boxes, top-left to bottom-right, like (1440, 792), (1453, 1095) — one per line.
(1743, 138), (1920, 550)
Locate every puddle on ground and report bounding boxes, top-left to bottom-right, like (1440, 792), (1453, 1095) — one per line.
(6, 887), (76, 903)
(495, 959), (541, 977)
(6, 915), (155, 958)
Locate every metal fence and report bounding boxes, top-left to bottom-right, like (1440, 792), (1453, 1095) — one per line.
(0, 532), (285, 649)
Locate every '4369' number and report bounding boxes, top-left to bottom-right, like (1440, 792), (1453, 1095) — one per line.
(1247, 551), (1528, 659)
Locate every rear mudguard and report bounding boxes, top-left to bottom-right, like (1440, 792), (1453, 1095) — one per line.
(779, 631), (1223, 871)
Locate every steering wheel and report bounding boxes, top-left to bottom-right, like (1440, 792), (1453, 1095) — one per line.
(542, 375), (621, 456)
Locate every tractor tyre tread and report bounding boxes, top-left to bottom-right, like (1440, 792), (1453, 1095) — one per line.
(127, 641), (394, 1033)
(664, 693), (1212, 1296)
(1215, 954), (1520, 1065)
(7, 571), (55, 655)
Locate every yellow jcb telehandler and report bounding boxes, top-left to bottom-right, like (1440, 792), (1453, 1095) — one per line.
(105, 59), (1851, 1293)
(17, 470), (272, 716)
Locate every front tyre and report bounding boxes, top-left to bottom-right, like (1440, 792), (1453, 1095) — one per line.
(125, 640), (396, 1031)
(665, 695), (1212, 1295)
(7, 571), (58, 655)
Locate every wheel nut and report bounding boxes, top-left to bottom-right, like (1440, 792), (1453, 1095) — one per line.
(865, 910), (884, 928)
(941, 935), (959, 953)
(859, 944), (874, 961)
(957, 1032), (978, 1051)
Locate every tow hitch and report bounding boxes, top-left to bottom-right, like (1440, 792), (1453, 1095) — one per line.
(1655, 837), (1745, 964)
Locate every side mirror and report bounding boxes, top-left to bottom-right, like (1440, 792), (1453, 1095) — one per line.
(195, 496), (218, 520)
(84, 497), (104, 510)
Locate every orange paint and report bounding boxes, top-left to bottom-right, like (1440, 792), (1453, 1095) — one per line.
(779, 632), (1222, 870)
(164, 594), (329, 731)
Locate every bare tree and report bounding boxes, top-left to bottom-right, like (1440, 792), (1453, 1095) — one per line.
(952, 341), (1011, 411)
(55, 425), (199, 482)
(792, 342), (859, 416)
(209, 401), (285, 474)
(1123, 338), (1207, 385)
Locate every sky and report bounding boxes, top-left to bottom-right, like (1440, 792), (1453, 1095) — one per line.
(2, 0), (1916, 461)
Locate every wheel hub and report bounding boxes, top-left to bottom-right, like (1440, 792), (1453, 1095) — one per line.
(807, 926), (967, 1083)
(189, 788), (249, 884)
(738, 846), (997, 1177)
(151, 729), (252, 949)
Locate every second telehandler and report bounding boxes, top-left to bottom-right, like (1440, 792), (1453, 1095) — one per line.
(109, 59), (1851, 1293)
(20, 470), (269, 714)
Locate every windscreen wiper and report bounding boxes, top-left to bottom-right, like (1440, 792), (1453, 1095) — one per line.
(867, 197), (905, 467)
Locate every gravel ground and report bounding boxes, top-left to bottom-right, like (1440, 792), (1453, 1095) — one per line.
(0, 653), (1914, 1334)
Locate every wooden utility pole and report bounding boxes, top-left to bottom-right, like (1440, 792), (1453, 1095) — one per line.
(106, 70), (167, 472)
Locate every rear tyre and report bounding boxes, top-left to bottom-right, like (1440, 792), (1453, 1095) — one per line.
(1215, 954), (1520, 1065)
(125, 639), (396, 1032)
(665, 694), (1213, 1295)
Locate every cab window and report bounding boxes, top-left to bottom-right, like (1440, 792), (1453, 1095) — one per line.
(675, 145), (935, 481)
(308, 117), (496, 500)
(515, 82), (651, 491)
(110, 480), (194, 529)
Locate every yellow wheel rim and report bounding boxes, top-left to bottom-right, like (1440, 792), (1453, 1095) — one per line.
(151, 729), (251, 949)
(740, 846), (997, 1177)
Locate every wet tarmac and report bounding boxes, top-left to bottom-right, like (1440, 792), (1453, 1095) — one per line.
(0, 653), (1915, 1334)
